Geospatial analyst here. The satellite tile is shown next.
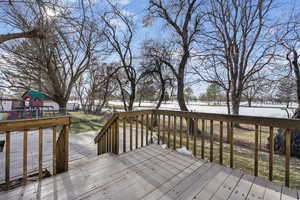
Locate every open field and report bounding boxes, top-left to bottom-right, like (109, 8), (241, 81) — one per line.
(108, 101), (297, 118)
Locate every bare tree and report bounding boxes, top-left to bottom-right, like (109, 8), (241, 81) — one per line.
(148, 0), (203, 111)
(242, 73), (272, 107)
(75, 63), (117, 113)
(100, 2), (138, 111)
(277, 13), (300, 111)
(141, 40), (175, 109)
(194, 0), (277, 115)
(0, 3), (98, 111)
(0, 0), (57, 44)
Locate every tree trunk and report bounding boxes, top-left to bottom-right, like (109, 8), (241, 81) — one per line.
(57, 100), (67, 115)
(231, 90), (241, 127)
(177, 74), (188, 111)
(231, 88), (241, 115)
(292, 50), (300, 108)
(226, 90), (231, 114)
(156, 82), (165, 109)
(128, 82), (136, 111)
(248, 98), (252, 107)
(139, 95), (142, 107)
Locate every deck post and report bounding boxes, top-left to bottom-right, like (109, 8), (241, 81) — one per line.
(56, 123), (69, 173)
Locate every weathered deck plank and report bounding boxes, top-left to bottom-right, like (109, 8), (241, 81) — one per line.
(0, 144), (299, 200)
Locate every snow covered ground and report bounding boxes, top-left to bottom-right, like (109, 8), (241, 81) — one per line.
(109, 101), (296, 118)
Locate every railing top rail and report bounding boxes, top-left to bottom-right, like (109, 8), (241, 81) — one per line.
(94, 109), (300, 143)
(94, 113), (119, 143)
(153, 109), (300, 130)
(94, 110), (153, 143)
(0, 115), (71, 132)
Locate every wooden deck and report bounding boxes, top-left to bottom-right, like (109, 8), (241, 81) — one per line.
(0, 144), (299, 200)
(0, 127), (147, 184)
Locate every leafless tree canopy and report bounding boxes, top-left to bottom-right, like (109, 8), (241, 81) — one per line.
(193, 0), (277, 115)
(148, 0), (203, 111)
(0, 0), (300, 115)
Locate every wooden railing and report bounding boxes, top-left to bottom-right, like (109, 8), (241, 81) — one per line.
(94, 109), (300, 188)
(0, 116), (71, 189)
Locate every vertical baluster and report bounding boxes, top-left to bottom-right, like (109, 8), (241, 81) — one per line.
(173, 116), (176, 150)
(163, 115), (166, 144)
(219, 122), (223, 165)
(210, 120), (214, 162)
(269, 127), (274, 181)
(123, 118), (126, 152)
(136, 116), (139, 149)
(107, 127), (110, 152)
(141, 115), (144, 147)
(52, 127), (57, 175)
(101, 135), (103, 154)
(23, 130), (28, 181)
(193, 119), (198, 157)
(107, 128), (109, 152)
(180, 116), (183, 148)
(186, 118), (190, 150)
(97, 138), (101, 155)
(201, 120), (205, 159)
(111, 126), (113, 152)
(146, 114), (149, 145)
(285, 129), (291, 187)
(150, 113), (153, 144)
(115, 120), (119, 154)
(5, 131), (10, 188)
(39, 128), (43, 179)
(158, 114), (160, 144)
(254, 125), (259, 176)
(103, 133), (107, 153)
(229, 122), (234, 168)
(130, 118), (133, 150)
(168, 115), (171, 148)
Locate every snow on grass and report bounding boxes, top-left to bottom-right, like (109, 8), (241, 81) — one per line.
(108, 101), (295, 118)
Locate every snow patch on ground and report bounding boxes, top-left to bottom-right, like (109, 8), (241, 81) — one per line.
(108, 101), (295, 118)
(176, 146), (193, 156)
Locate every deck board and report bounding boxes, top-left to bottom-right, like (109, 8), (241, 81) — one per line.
(0, 144), (298, 200)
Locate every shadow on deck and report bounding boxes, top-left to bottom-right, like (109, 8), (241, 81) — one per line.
(0, 144), (299, 200)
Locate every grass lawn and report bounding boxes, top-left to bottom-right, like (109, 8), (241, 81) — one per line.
(70, 121), (103, 134)
(68, 112), (105, 134)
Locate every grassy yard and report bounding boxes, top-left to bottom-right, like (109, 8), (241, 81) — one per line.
(68, 112), (106, 134)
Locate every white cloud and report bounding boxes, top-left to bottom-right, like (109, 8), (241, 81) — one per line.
(110, 0), (131, 5)
(118, 0), (131, 5)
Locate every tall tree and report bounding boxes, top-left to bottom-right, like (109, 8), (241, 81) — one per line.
(277, 13), (300, 110)
(194, 0), (277, 115)
(0, 3), (98, 110)
(148, 0), (203, 111)
(100, 2), (137, 111)
(141, 40), (175, 109)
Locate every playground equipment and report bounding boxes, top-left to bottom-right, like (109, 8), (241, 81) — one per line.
(0, 90), (54, 120)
